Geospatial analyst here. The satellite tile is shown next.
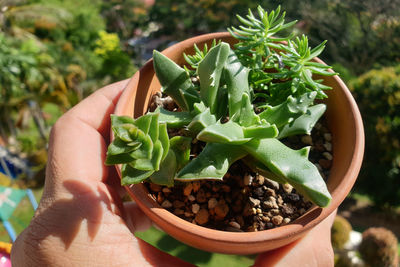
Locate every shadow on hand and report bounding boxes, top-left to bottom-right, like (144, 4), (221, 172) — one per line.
(32, 179), (116, 249)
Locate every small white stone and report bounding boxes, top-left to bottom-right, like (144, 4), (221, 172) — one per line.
(323, 152), (333, 160)
(244, 174), (253, 186)
(192, 203), (200, 214)
(323, 142), (332, 151)
(188, 195), (196, 202)
(208, 198), (218, 209)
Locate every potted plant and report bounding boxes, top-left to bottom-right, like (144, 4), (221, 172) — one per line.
(107, 6), (364, 254)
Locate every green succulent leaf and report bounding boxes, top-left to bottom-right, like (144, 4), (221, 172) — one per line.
(129, 140), (163, 171)
(156, 107), (192, 128)
(243, 138), (331, 207)
(278, 104), (326, 139)
(169, 136), (192, 170)
(198, 42), (230, 114)
(121, 164), (154, 185)
(259, 92), (316, 128)
(223, 49), (251, 117)
(243, 124), (278, 139)
(197, 120), (251, 145)
(153, 50), (195, 111)
(187, 107), (217, 134)
(176, 143), (247, 181)
(150, 149), (177, 187)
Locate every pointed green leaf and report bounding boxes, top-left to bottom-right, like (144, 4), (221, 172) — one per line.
(243, 124), (278, 139)
(259, 92), (317, 128)
(150, 150), (177, 187)
(224, 49), (251, 117)
(121, 164), (154, 185)
(197, 120), (251, 145)
(176, 143), (247, 181)
(158, 123), (170, 161)
(169, 136), (192, 170)
(243, 138), (331, 207)
(130, 140), (163, 171)
(198, 42), (230, 114)
(107, 138), (140, 155)
(153, 50), (194, 110)
(105, 153), (135, 165)
(187, 108), (217, 135)
(156, 107), (192, 128)
(278, 104), (326, 139)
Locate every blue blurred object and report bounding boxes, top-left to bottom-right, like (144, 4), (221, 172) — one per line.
(0, 147), (32, 180)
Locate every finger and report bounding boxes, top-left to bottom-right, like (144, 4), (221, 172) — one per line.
(254, 211), (336, 267)
(44, 80), (129, 194)
(66, 79), (129, 139)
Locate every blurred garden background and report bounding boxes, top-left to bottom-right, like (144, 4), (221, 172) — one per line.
(1, 0), (400, 265)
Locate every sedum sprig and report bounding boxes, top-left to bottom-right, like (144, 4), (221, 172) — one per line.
(229, 6), (336, 106)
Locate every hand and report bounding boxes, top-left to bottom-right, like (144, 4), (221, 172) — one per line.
(11, 80), (191, 266)
(11, 80), (334, 267)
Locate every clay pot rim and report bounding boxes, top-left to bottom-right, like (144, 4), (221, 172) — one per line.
(113, 32), (365, 254)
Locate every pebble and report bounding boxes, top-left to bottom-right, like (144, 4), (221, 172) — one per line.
(208, 198), (218, 209)
(272, 215), (283, 226)
(301, 135), (313, 145)
(173, 200), (185, 209)
(282, 183), (293, 193)
(323, 142), (332, 151)
(283, 218), (291, 225)
(264, 178), (280, 190)
(188, 195), (195, 202)
(256, 175), (265, 185)
(281, 203), (295, 215)
(192, 203), (200, 214)
(195, 209), (209, 225)
(244, 174), (253, 186)
(162, 187), (171, 193)
(324, 133), (332, 141)
(323, 152), (333, 160)
(215, 201), (229, 219)
(229, 221), (241, 229)
(249, 197), (261, 207)
(161, 200), (173, 208)
(183, 183), (193, 196)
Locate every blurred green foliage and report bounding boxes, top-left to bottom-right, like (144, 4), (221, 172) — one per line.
(351, 66), (400, 206)
(0, 0), (135, 162)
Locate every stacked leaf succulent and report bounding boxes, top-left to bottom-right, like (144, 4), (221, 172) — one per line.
(106, 6), (335, 207)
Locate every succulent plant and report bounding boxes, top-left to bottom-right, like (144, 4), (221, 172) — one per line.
(106, 6), (334, 207)
(359, 227), (398, 267)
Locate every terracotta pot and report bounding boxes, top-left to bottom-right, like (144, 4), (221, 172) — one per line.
(113, 32), (364, 255)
